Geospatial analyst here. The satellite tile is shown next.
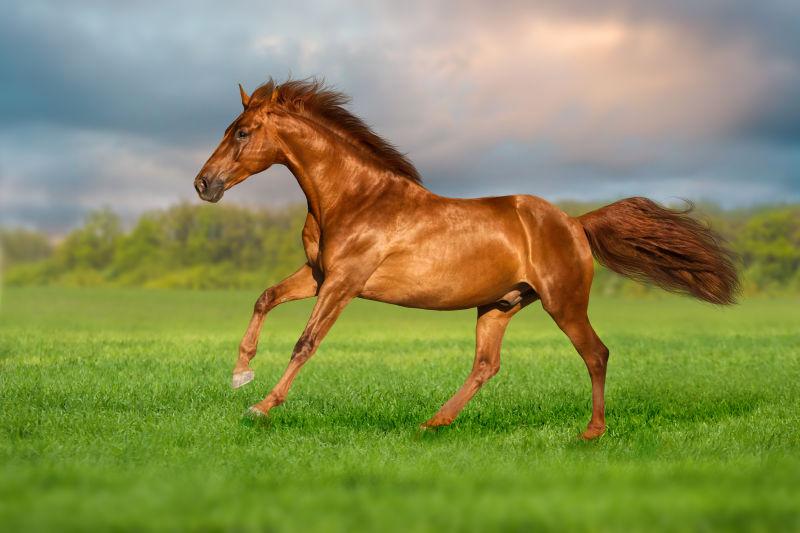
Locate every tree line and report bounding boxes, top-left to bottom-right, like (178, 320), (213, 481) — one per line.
(2, 201), (798, 294)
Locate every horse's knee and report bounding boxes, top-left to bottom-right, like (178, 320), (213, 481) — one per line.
(585, 356), (605, 374)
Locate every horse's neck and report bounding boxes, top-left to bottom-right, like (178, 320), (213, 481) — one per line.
(278, 115), (418, 225)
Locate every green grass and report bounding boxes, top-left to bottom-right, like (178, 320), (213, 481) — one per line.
(1, 287), (799, 532)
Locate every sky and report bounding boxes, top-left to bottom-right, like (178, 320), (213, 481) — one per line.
(1, 1), (799, 232)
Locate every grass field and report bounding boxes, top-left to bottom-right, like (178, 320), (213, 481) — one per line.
(1, 287), (799, 531)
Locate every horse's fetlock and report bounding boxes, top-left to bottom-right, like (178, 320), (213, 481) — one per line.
(239, 341), (256, 357)
(269, 393), (286, 406)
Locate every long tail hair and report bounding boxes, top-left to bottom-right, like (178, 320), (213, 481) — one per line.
(578, 197), (739, 305)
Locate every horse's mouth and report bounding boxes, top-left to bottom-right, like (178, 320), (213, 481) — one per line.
(195, 177), (225, 203)
(203, 189), (224, 203)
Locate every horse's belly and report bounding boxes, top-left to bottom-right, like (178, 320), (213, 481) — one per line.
(360, 244), (526, 310)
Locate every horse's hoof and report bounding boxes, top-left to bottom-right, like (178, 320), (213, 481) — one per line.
(242, 405), (269, 423)
(415, 424), (438, 440)
(421, 416), (452, 430)
(241, 405), (269, 427)
(243, 405), (267, 419)
(231, 370), (255, 389)
(580, 425), (607, 441)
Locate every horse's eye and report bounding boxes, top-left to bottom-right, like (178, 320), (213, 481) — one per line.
(236, 129), (249, 140)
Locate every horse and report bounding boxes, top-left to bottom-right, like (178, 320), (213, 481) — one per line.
(194, 78), (738, 439)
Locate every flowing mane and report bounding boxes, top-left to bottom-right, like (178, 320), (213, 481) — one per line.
(251, 78), (422, 184)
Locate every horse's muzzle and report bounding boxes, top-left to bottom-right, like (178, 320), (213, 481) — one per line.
(194, 175), (225, 203)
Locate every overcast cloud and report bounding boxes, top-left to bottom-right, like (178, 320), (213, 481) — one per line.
(1, 1), (799, 232)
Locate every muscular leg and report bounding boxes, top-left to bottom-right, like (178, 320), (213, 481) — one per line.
(232, 264), (318, 388)
(422, 300), (528, 429)
(544, 300), (609, 440)
(248, 276), (356, 416)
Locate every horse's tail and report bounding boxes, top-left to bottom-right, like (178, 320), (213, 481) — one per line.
(578, 197), (739, 305)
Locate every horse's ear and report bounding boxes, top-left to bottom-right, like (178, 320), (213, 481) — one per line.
(238, 84), (250, 108)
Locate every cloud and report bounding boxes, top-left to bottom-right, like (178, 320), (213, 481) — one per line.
(1, 1), (798, 232)
(0, 125), (303, 231)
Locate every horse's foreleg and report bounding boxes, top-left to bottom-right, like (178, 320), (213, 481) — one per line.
(232, 264), (318, 388)
(421, 304), (518, 429)
(247, 276), (356, 417)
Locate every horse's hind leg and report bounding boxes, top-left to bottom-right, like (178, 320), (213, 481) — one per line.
(542, 294), (609, 440)
(422, 296), (533, 429)
(232, 264), (318, 388)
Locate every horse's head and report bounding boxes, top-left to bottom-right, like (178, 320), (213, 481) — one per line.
(194, 84), (283, 202)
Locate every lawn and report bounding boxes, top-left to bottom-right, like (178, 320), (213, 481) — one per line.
(1, 287), (798, 531)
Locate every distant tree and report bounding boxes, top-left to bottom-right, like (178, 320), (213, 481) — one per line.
(0, 228), (53, 267)
(2, 202), (799, 293)
(736, 207), (800, 290)
(56, 209), (122, 271)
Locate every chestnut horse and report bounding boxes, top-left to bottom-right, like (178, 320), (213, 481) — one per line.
(194, 79), (738, 439)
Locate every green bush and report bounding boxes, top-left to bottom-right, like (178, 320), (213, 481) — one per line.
(2, 203), (307, 289)
(0, 228), (53, 268)
(2, 201), (799, 294)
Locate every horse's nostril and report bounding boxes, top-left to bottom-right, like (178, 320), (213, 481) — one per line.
(196, 176), (208, 194)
